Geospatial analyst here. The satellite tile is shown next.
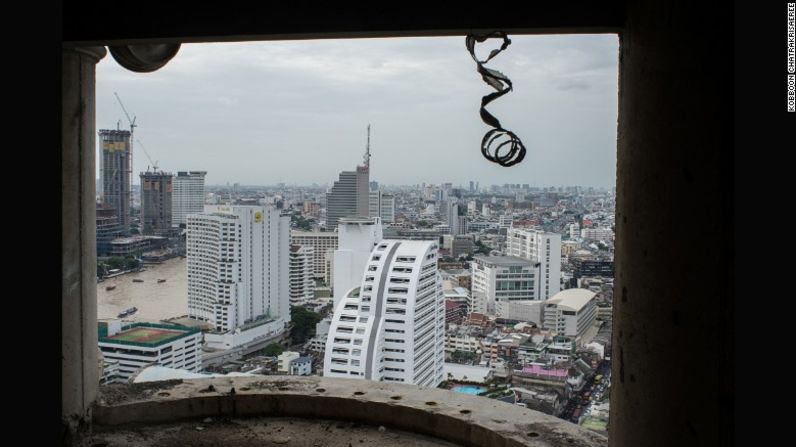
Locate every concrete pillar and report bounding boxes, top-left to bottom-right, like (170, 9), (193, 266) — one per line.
(612, 1), (732, 447)
(62, 46), (106, 437)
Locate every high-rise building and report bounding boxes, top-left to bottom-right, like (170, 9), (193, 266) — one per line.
(369, 190), (395, 224)
(332, 217), (383, 308)
(506, 227), (562, 300)
(289, 245), (315, 307)
(140, 171), (173, 235)
(471, 256), (541, 314)
(187, 206), (290, 348)
(290, 230), (339, 280)
(325, 130), (371, 230)
(324, 239), (445, 387)
(457, 216), (468, 235)
(172, 171), (207, 228)
(99, 129), (133, 233)
(444, 199), (459, 235)
(326, 167), (369, 230)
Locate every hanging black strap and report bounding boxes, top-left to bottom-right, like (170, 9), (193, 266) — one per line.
(466, 32), (526, 167)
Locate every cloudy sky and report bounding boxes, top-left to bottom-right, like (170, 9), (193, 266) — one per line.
(96, 35), (618, 188)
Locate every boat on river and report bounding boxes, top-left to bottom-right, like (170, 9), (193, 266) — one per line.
(117, 307), (138, 318)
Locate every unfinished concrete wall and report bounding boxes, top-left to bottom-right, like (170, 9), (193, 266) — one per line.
(62, 47), (105, 437)
(612, 1), (732, 446)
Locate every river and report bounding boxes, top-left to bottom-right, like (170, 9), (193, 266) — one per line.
(97, 257), (187, 322)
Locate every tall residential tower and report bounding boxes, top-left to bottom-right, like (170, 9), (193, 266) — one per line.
(99, 129), (133, 233)
(140, 171), (173, 235)
(506, 227), (562, 300)
(172, 171), (207, 228)
(324, 239), (445, 387)
(187, 206), (290, 349)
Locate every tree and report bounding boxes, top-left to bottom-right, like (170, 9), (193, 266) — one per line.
(264, 343), (285, 357)
(97, 262), (108, 277)
(107, 257), (125, 270)
(123, 257), (140, 271)
(290, 306), (322, 344)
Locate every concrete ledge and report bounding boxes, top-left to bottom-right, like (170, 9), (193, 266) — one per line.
(94, 376), (606, 447)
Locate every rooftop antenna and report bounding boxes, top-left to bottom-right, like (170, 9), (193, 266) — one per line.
(364, 124), (371, 168)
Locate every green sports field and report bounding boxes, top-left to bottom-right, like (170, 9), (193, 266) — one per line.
(106, 327), (183, 345)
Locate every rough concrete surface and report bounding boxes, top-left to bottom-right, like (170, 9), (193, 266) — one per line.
(89, 376), (607, 447)
(85, 416), (463, 447)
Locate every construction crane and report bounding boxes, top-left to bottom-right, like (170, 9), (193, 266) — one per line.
(113, 92), (138, 175)
(114, 92), (137, 138)
(136, 138), (159, 172)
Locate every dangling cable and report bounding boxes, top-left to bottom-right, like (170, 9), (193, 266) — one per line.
(466, 32), (526, 167)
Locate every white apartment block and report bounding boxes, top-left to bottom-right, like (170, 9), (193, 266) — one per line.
(569, 223), (581, 240)
(467, 200), (477, 215)
(98, 320), (203, 381)
(172, 171), (206, 227)
(471, 256), (540, 316)
(499, 214), (513, 231)
(580, 227), (615, 241)
(332, 217), (383, 308)
(290, 230), (339, 280)
(369, 190), (395, 224)
(506, 227), (562, 300)
(187, 206), (289, 339)
(289, 244), (315, 307)
(444, 199), (460, 235)
(542, 289), (598, 346)
(445, 324), (482, 354)
(324, 240), (445, 387)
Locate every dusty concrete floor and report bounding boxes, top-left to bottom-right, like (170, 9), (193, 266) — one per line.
(84, 417), (463, 447)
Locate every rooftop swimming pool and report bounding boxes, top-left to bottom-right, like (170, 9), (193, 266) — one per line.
(451, 385), (488, 395)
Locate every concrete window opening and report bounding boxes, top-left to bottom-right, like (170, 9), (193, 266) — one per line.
(63, 3), (733, 446)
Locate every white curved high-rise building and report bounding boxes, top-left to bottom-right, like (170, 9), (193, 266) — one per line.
(323, 240), (445, 387)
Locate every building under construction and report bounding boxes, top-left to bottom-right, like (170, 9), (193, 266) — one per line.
(140, 170), (173, 235)
(99, 129), (133, 233)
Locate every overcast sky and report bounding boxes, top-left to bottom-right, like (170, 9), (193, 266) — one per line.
(96, 35), (618, 188)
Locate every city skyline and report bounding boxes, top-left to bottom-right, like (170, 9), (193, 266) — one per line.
(96, 35), (618, 188)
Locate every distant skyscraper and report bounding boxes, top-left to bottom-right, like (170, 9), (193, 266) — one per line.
(369, 190), (395, 224)
(172, 171), (206, 227)
(444, 199), (459, 235)
(187, 206), (290, 341)
(469, 181), (475, 192)
(99, 129), (132, 233)
(506, 227), (562, 300)
(324, 239), (445, 387)
(326, 129), (370, 230)
(140, 171), (173, 235)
